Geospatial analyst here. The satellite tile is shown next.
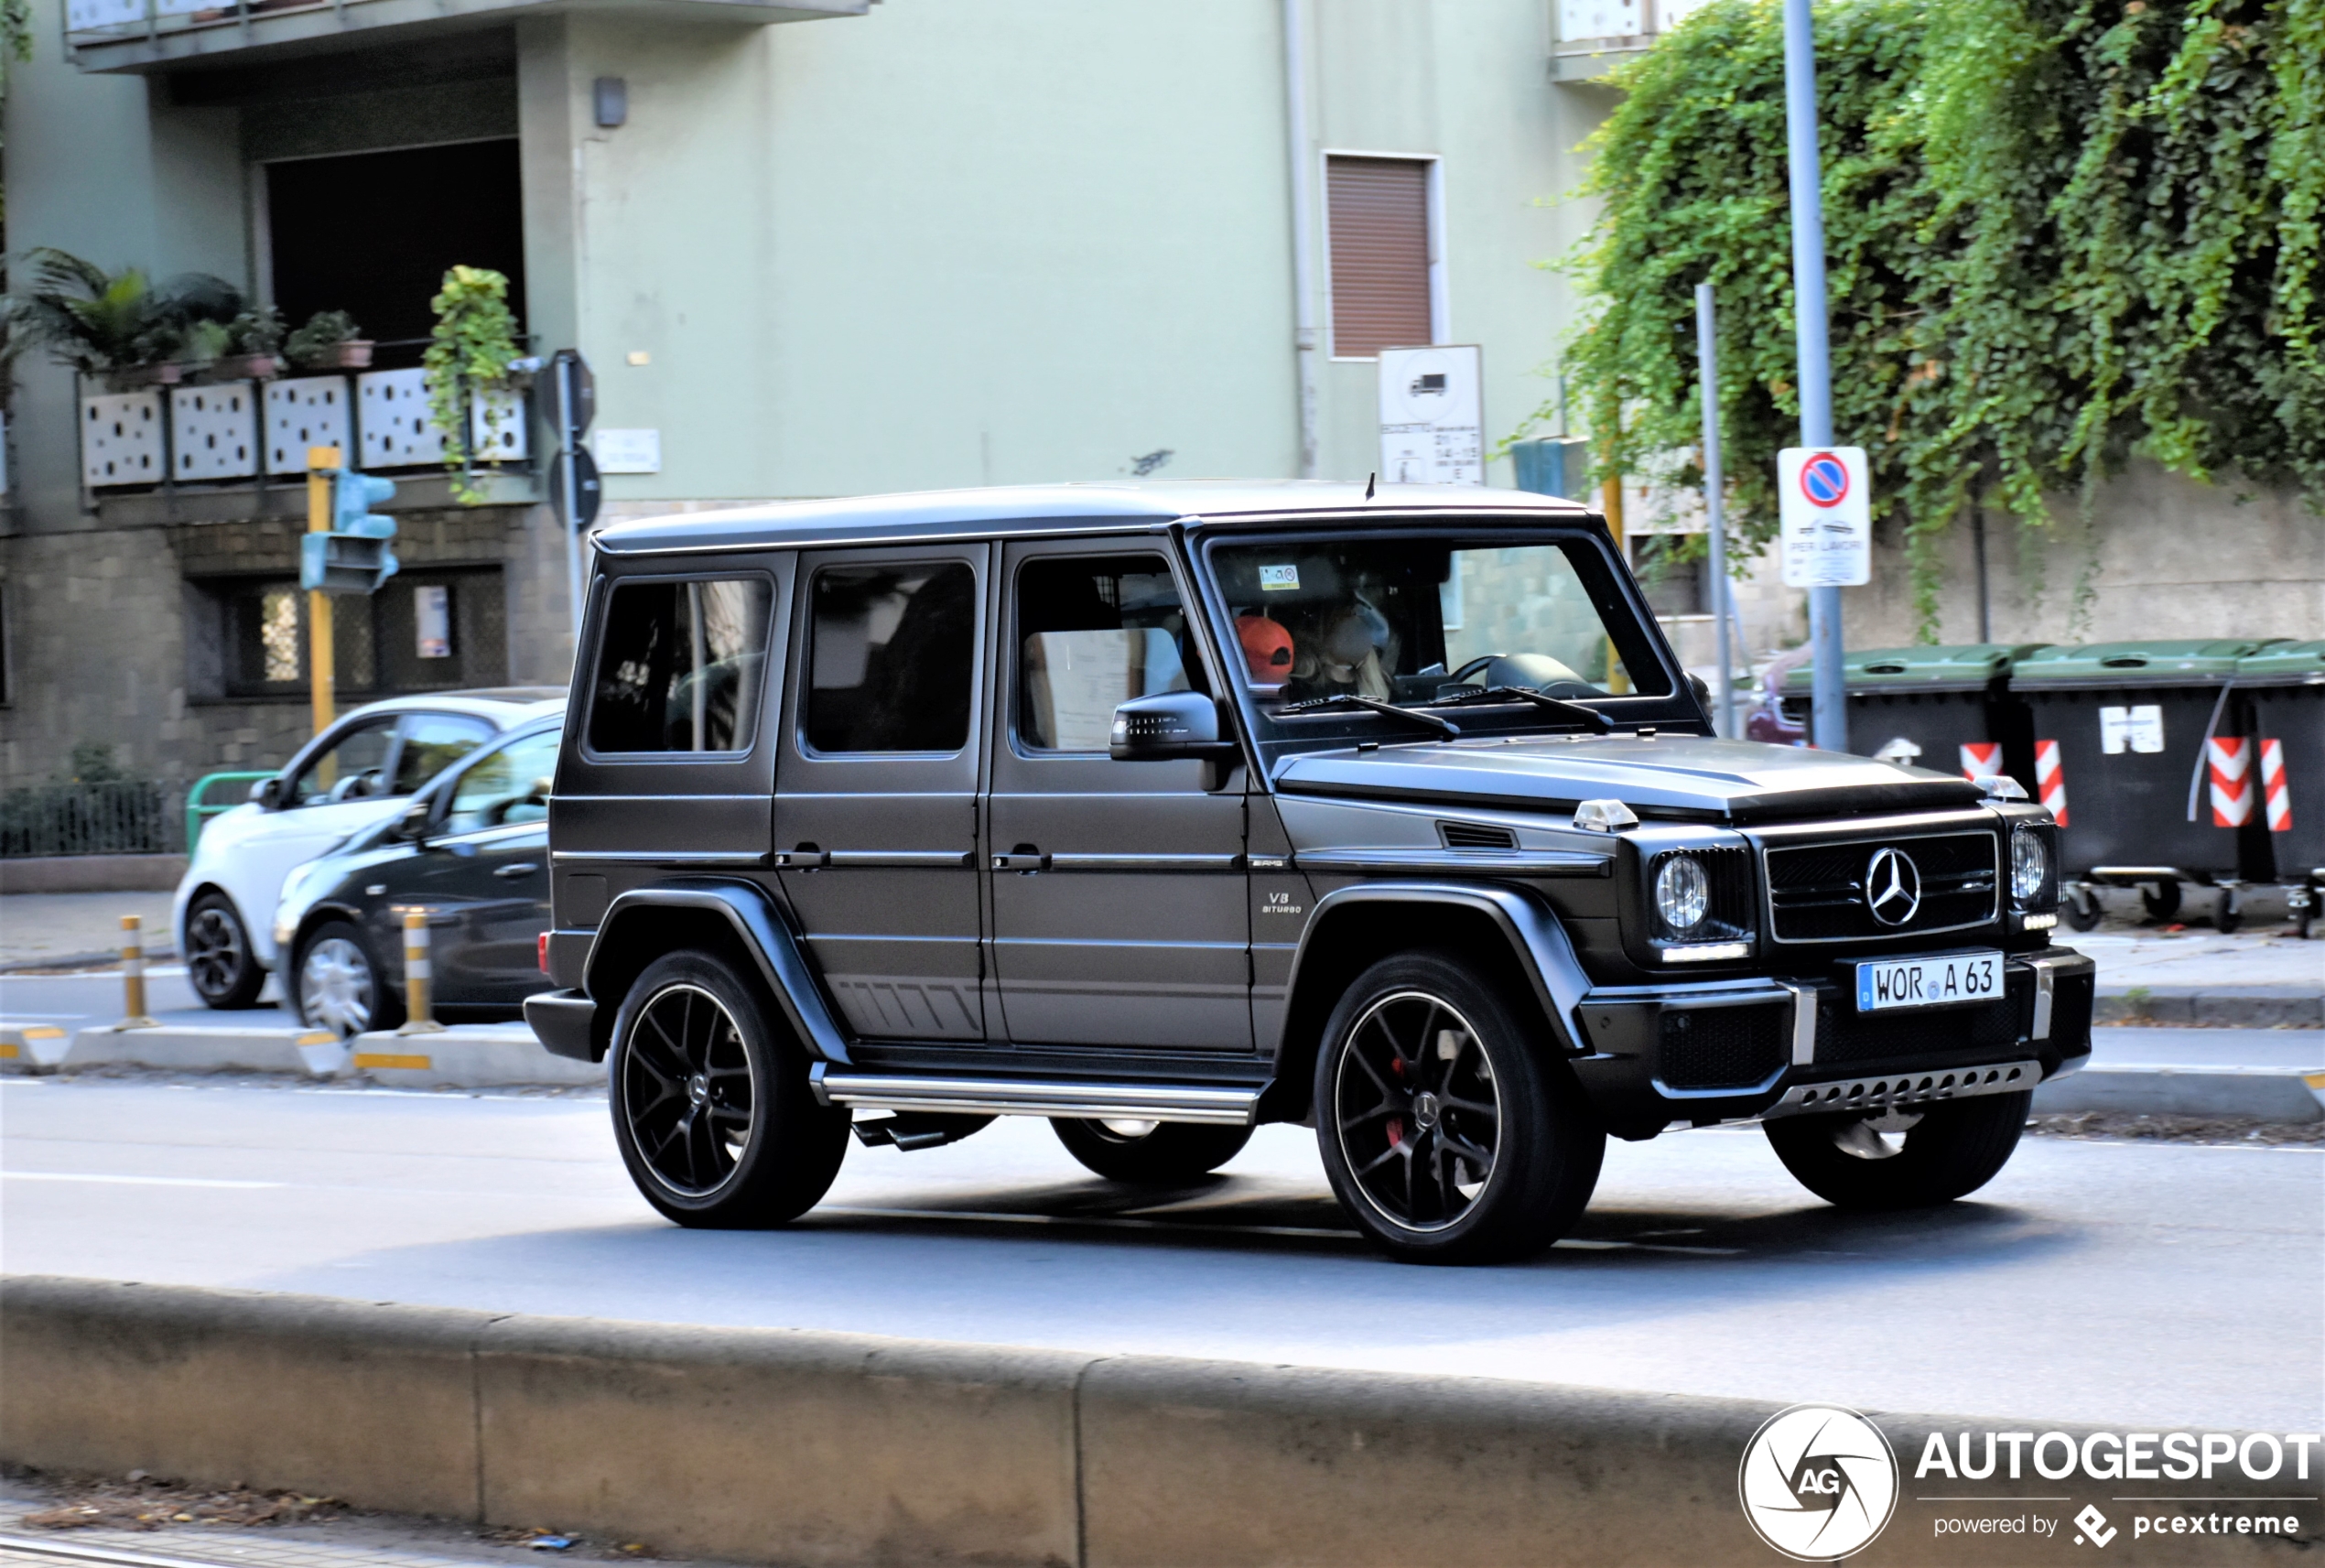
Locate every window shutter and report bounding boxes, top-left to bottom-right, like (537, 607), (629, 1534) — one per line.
(1326, 157), (1433, 358)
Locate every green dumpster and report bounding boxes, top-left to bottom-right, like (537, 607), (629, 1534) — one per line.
(2010, 639), (2282, 930)
(2235, 639), (2325, 937)
(1782, 644), (2050, 789)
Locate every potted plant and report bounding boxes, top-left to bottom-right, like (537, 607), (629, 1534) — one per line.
(206, 305), (287, 381)
(283, 310), (373, 371)
(7, 250), (181, 387)
(423, 265), (524, 504)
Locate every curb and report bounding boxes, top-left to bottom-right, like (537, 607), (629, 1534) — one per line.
(2096, 985), (2324, 1028)
(4, 1020), (601, 1088)
(2, 1277), (2314, 1567)
(2033, 1064), (2325, 1122)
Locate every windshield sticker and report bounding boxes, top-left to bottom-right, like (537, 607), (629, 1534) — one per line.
(1259, 565), (1300, 592)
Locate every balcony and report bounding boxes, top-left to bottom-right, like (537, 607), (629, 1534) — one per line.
(64, 0), (866, 75)
(1552, 0), (1706, 81)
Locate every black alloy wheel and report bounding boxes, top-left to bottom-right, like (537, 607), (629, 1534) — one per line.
(185, 892), (265, 1010)
(1052, 1117), (1253, 1183)
(1763, 1090), (2033, 1209)
(1314, 952), (1604, 1264)
(608, 951), (849, 1227)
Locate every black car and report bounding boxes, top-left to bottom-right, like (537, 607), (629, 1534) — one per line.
(523, 481), (2093, 1263)
(276, 718), (563, 1035)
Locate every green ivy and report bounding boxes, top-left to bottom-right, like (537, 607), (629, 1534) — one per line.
(1544, 0), (2325, 638)
(423, 265), (522, 506)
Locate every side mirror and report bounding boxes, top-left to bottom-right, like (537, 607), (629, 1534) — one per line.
(395, 800), (436, 843)
(1687, 673), (1713, 714)
(1110, 692), (1239, 788)
(252, 776), (283, 810)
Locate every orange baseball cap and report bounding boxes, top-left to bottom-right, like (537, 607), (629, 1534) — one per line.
(1237, 615), (1294, 687)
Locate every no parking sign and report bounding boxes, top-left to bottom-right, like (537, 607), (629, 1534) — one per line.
(1779, 446), (1871, 587)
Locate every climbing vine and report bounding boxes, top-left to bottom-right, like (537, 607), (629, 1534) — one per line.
(423, 265), (522, 505)
(1545, 0), (2325, 637)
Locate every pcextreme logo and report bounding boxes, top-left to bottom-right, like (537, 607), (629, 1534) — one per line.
(1739, 1403), (1901, 1562)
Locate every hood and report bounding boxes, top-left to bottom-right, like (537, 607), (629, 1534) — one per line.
(1270, 735), (1985, 825)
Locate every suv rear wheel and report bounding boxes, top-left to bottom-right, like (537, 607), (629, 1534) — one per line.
(186, 892), (265, 1010)
(609, 951), (850, 1228)
(1314, 952), (1604, 1264)
(1052, 1118), (1252, 1182)
(1763, 1091), (2032, 1209)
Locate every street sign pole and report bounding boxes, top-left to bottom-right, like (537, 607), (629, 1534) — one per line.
(557, 354), (586, 669)
(305, 446), (339, 737)
(1782, 0), (1848, 752)
(1694, 286), (1736, 739)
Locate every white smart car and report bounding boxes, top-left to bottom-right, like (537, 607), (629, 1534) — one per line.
(173, 688), (566, 1008)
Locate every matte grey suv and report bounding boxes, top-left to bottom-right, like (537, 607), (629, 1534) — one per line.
(526, 481), (2092, 1263)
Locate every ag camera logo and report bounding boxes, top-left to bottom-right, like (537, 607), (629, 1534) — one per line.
(1739, 1404), (1900, 1561)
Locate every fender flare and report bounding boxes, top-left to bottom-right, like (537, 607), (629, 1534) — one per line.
(585, 879), (852, 1065)
(1278, 881), (1592, 1056)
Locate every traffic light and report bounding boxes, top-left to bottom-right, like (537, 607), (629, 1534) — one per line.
(299, 470), (400, 594)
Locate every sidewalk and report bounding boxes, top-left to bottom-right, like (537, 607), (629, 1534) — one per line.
(0, 892), (178, 970)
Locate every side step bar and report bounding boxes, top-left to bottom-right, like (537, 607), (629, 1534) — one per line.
(811, 1066), (1260, 1126)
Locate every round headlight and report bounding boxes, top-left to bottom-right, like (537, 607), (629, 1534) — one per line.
(1654, 854), (1711, 934)
(2011, 826), (2049, 903)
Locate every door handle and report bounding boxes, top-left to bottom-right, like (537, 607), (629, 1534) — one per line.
(493, 862), (540, 879)
(992, 848), (1048, 873)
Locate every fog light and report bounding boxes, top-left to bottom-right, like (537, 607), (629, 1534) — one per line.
(1655, 854), (1711, 935)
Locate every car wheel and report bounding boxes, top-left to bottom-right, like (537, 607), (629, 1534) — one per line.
(185, 892), (265, 1010)
(295, 921), (403, 1037)
(1051, 1118), (1253, 1182)
(1314, 951), (1604, 1265)
(1763, 1091), (2032, 1209)
(609, 950), (850, 1228)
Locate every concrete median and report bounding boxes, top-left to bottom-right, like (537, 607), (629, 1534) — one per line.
(4, 1277), (2317, 1566)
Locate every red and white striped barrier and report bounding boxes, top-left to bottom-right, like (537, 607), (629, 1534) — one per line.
(2034, 740), (2068, 825)
(2261, 738), (2291, 832)
(2207, 736), (2254, 827)
(1960, 742), (2003, 782)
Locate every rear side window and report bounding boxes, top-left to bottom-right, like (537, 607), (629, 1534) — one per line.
(805, 561), (977, 753)
(589, 578), (773, 754)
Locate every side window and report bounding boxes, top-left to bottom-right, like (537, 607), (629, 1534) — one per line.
(284, 719), (396, 806)
(589, 578), (773, 754)
(1014, 555), (1203, 752)
(443, 730), (561, 835)
(805, 561), (977, 754)
(390, 714), (495, 795)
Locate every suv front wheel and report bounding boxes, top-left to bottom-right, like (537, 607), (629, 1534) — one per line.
(1314, 952), (1604, 1264)
(609, 951), (851, 1228)
(1763, 1091), (2033, 1209)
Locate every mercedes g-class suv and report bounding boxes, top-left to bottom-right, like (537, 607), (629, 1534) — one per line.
(526, 481), (2092, 1263)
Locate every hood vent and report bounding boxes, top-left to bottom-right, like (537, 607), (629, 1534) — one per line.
(1439, 820), (1519, 851)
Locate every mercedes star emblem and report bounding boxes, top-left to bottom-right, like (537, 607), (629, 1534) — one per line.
(1865, 848), (1922, 926)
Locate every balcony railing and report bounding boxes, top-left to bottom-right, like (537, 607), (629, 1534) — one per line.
(78, 367), (530, 503)
(1553, 0), (1708, 78)
(65, 0), (867, 72)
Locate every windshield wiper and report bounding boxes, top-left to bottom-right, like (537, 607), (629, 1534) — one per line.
(1425, 685), (1617, 733)
(1279, 693), (1462, 740)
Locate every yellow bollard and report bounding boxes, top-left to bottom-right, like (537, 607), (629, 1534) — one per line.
(395, 909), (446, 1035)
(116, 914), (158, 1030)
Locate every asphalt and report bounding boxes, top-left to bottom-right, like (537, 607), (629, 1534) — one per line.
(3, 1072), (2318, 1433)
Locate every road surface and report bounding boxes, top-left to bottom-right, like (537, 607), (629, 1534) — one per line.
(4, 1071), (2317, 1433)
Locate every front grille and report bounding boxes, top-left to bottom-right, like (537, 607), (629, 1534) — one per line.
(1439, 820), (1517, 850)
(1765, 829), (1998, 942)
(1659, 1004), (1787, 1089)
(1813, 988), (2023, 1066)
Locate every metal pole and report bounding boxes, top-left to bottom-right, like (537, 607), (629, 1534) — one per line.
(115, 914), (157, 1030)
(1973, 506), (1992, 642)
(1782, 0), (1848, 752)
(558, 357), (586, 672)
(1281, 0), (1321, 480)
(1695, 284), (1736, 739)
(306, 446), (338, 739)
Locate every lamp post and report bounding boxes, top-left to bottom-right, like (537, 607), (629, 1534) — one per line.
(1783, 0), (1849, 752)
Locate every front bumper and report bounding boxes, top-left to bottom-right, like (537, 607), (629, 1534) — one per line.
(1569, 948), (2095, 1140)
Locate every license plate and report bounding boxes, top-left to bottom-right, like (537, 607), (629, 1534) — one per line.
(1854, 949), (2003, 1012)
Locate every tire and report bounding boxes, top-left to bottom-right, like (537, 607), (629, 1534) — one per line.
(609, 950), (850, 1228)
(185, 892), (265, 1010)
(1052, 1118), (1252, 1182)
(2140, 880), (2181, 922)
(2062, 887), (2103, 933)
(294, 920), (403, 1036)
(1764, 1090), (2033, 1210)
(1314, 951), (1604, 1264)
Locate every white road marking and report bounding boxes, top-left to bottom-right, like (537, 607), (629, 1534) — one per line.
(3, 1172), (287, 1189)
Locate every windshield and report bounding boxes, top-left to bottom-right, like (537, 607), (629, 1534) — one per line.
(1208, 535), (1665, 715)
